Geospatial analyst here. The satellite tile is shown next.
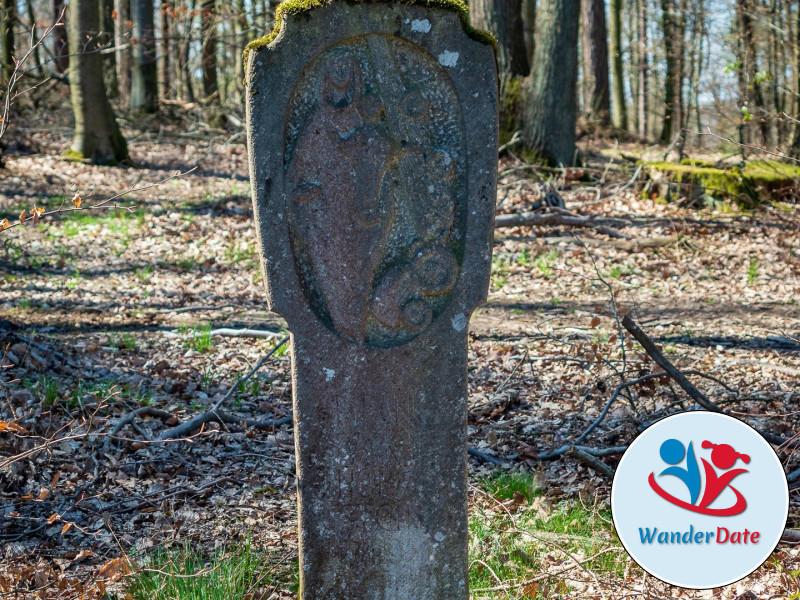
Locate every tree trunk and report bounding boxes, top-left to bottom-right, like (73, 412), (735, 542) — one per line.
(130, 0), (157, 111)
(25, 0), (44, 79)
(177, 0), (195, 103)
(114, 0), (132, 107)
(101, 0), (118, 97)
(201, 0), (218, 101)
(522, 0), (580, 166)
(637, 0), (648, 139)
(790, 0), (800, 154)
(522, 0), (535, 60)
(52, 0), (69, 73)
(659, 0), (676, 143)
(470, 0), (530, 78)
(469, 0), (529, 135)
(581, 0), (610, 126)
(608, 0), (627, 129)
(67, 0), (129, 164)
(1, 0), (16, 84)
(158, 1), (172, 100)
(736, 0), (769, 146)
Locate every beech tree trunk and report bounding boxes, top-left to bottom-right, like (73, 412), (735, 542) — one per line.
(736, 0), (769, 146)
(201, 0), (218, 101)
(637, 0), (648, 139)
(1, 0), (15, 84)
(52, 0), (69, 73)
(130, 0), (158, 111)
(581, 0), (610, 126)
(68, 0), (129, 164)
(159, 2), (172, 100)
(660, 0), (677, 143)
(114, 0), (132, 107)
(609, 0), (627, 129)
(522, 0), (579, 166)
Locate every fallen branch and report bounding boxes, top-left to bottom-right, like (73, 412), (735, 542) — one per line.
(162, 327), (282, 340)
(568, 446), (615, 478)
(159, 336), (290, 440)
(109, 406), (173, 439)
(621, 314), (722, 413)
(468, 447), (506, 465)
(494, 210), (631, 240)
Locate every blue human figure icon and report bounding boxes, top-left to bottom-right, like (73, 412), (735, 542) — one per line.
(658, 438), (701, 505)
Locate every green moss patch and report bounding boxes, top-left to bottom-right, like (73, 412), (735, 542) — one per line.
(643, 159), (800, 209)
(243, 0), (496, 81)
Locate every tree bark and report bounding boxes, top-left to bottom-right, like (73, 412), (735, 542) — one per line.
(469, 0), (529, 135)
(158, 1), (172, 100)
(581, 0), (610, 126)
(177, 0), (195, 102)
(130, 0), (157, 111)
(736, 0), (769, 146)
(659, 0), (676, 143)
(608, 0), (627, 129)
(114, 0), (132, 107)
(469, 0), (530, 78)
(1, 0), (16, 84)
(637, 0), (648, 139)
(100, 0), (117, 97)
(522, 0), (536, 60)
(67, 0), (129, 164)
(201, 0), (218, 101)
(25, 0), (44, 79)
(52, 0), (69, 73)
(790, 0), (800, 155)
(522, 0), (580, 166)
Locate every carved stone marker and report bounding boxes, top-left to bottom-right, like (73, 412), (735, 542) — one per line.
(246, 2), (497, 598)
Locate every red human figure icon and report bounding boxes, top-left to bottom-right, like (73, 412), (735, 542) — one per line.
(698, 441), (750, 510)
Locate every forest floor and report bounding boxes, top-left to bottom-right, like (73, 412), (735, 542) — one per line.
(1, 126), (799, 599)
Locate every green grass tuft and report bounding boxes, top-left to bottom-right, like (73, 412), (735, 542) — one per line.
(126, 541), (290, 600)
(481, 471), (542, 504)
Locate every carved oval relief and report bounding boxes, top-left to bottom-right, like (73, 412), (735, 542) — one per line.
(284, 34), (467, 347)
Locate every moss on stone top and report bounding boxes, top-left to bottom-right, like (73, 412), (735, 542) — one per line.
(243, 0), (496, 81)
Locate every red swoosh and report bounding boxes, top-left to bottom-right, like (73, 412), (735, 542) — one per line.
(648, 472), (747, 516)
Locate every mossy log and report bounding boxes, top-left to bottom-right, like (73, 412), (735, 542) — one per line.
(642, 159), (800, 209)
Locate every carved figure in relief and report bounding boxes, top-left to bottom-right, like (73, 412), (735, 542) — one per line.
(286, 51), (394, 342)
(285, 36), (466, 346)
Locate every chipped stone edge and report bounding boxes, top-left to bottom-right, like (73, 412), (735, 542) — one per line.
(242, 0), (497, 82)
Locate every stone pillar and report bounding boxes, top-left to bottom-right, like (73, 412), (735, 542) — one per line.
(246, 4), (497, 599)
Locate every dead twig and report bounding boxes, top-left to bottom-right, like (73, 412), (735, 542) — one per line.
(621, 314), (722, 413)
(494, 210), (631, 240)
(159, 336), (290, 441)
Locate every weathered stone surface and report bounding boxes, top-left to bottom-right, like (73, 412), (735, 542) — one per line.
(246, 3), (497, 599)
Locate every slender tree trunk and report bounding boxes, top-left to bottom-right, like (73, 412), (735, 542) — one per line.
(114, 0), (132, 107)
(737, 0), (769, 146)
(130, 0), (157, 111)
(522, 0), (580, 166)
(201, 0), (218, 101)
(581, 0), (610, 126)
(25, 0), (44, 78)
(178, 0), (195, 102)
(158, 1), (171, 100)
(1, 0), (16, 84)
(67, 0), (129, 164)
(101, 0), (118, 97)
(609, 0), (627, 129)
(674, 0), (687, 130)
(790, 0), (800, 154)
(659, 0), (676, 143)
(637, 0), (648, 139)
(52, 0), (69, 73)
(234, 0), (248, 81)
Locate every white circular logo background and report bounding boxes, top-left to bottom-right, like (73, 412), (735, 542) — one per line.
(611, 412), (788, 589)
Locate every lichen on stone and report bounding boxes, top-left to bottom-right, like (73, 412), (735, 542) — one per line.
(243, 0), (496, 82)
